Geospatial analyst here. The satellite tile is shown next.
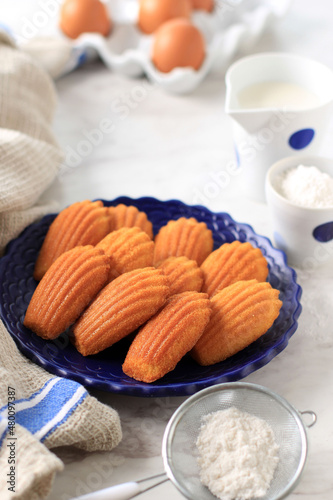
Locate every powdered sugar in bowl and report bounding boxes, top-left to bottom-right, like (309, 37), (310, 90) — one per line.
(265, 155), (333, 269)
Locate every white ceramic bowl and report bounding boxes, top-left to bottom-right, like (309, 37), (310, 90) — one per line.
(265, 155), (333, 269)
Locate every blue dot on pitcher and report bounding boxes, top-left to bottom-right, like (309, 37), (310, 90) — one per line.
(288, 128), (315, 150)
(313, 222), (333, 242)
(234, 144), (240, 167)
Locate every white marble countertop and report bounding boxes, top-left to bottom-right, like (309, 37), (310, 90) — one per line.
(2, 1), (333, 499)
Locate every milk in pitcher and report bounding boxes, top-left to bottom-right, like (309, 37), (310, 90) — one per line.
(237, 81), (323, 110)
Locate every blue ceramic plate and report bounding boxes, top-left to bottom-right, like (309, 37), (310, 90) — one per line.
(0, 197), (302, 397)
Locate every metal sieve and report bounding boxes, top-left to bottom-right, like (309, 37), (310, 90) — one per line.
(72, 382), (317, 500)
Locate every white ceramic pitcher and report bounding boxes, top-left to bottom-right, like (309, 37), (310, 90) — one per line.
(225, 52), (333, 202)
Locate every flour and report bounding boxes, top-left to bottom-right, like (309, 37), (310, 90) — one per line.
(196, 407), (279, 500)
(277, 164), (333, 208)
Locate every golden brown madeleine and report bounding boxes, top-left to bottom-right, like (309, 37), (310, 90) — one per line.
(157, 256), (203, 295)
(191, 280), (282, 366)
(108, 204), (154, 239)
(73, 267), (170, 356)
(154, 217), (213, 266)
(123, 291), (211, 383)
(96, 227), (155, 281)
(34, 200), (110, 281)
(24, 246), (110, 340)
(201, 240), (269, 297)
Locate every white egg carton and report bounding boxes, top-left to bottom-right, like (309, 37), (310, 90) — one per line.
(23, 0), (291, 93)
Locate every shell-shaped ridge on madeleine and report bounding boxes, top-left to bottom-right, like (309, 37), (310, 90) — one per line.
(34, 200), (110, 281)
(24, 245), (110, 340)
(191, 279), (282, 366)
(201, 240), (269, 297)
(108, 204), (153, 239)
(96, 227), (154, 281)
(154, 217), (213, 266)
(73, 267), (170, 356)
(122, 291), (212, 383)
(157, 256), (204, 295)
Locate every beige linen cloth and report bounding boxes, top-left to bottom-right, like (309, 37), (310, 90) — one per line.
(0, 31), (122, 500)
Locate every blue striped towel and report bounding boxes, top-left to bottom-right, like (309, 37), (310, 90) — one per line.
(0, 377), (88, 448)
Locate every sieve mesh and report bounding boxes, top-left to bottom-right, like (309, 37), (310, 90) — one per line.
(162, 383), (308, 500)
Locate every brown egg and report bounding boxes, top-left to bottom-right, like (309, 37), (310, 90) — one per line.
(138, 0), (192, 34)
(60, 0), (112, 39)
(152, 18), (206, 73)
(191, 0), (214, 12)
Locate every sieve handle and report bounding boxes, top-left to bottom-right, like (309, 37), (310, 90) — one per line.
(71, 482), (141, 500)
(299, 410), (317, 428)
(70, 473), (168, 500)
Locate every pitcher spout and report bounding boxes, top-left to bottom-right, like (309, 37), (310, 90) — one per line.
(225, 107), (274, 135)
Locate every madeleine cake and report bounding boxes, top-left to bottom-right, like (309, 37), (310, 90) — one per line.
(108, 203), (154, 239)
(73, 267), (170, 356)
(191, 279), (282, 366)
(154, 217), (213, 266)
(201, 240), (269, 297)
(123, 291), (211, 383)
(34, 200), (110, 280)
(96, 227), (154, 281)
(24, 245), (110, 340)
(157, 256), (203, 295)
